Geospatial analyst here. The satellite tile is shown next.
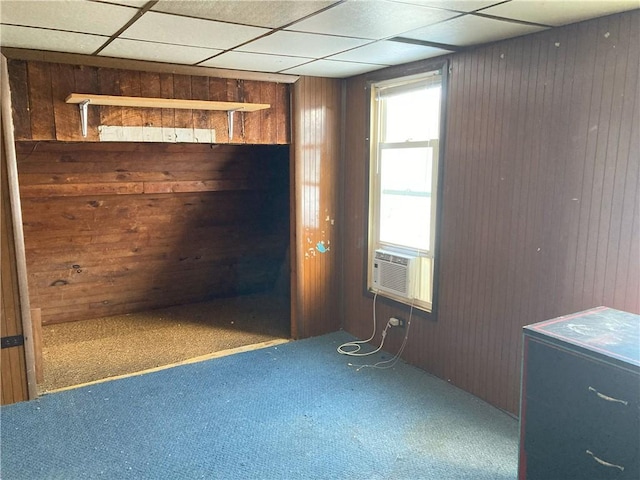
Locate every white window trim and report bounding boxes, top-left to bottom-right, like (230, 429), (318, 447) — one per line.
(367, 69), (444, 313)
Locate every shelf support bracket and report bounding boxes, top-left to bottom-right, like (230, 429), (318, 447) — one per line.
(78, 100), (90, 138)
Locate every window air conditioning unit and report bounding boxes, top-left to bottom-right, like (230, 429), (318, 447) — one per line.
(372, 249), (417, 299)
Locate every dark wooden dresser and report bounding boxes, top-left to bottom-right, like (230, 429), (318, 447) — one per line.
(518, 306), (640, 480)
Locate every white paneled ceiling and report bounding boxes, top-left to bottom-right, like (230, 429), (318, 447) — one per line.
(480, 0), (640, 26)
(401, 12), (548, 46)
(0, 24), (108, 54)
(283, 1), (459, 39)
(122, 11), (270, 49)
(1, 0), (638, 79)
(0, 0), (137, 34)
(152, 0), (340, 28)
(238, 30), (370, 59)
(100, 37), (223, 64)
(200, 49), (314, 72)
(328, 39), (452, 65)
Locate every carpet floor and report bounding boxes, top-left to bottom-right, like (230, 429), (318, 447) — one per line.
(40, 293), (290, 392)
(2, 331), (519, 480)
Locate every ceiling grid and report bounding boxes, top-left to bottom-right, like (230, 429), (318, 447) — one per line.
(0, 0), (638, 78)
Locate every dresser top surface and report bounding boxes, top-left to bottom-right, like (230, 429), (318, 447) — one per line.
(525, 306), (640, 367)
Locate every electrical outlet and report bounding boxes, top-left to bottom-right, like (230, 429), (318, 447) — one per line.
(389, 317), (405, 327)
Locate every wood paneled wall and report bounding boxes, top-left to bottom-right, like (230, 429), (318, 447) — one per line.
(291, 77), (343, 338)
(7, 60), (290, 145)
(1, 114), (29, 404)
(17, 142), (290, 325)
(342, 11), (639, 415)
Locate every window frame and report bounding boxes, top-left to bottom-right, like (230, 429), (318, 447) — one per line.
(364, 60), (448, 318)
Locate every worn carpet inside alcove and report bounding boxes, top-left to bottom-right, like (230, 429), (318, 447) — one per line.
(41, 293), (290, 392)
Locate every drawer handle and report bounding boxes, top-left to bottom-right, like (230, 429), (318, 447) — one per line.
(588, 386), (629, 406)
(585, 450), (625, 472)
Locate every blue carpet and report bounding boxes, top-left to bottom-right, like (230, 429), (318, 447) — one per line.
(1, 331), (518, 479)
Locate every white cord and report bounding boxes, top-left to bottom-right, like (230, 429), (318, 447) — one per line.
(343, 248), (419, 369)
(352, 299), (415, 371)
(358, 302), (414, 370)
(337, 292), (390, 356)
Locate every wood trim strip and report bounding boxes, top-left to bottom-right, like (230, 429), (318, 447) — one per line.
(48, 338), (291, 394)
(31, 308), (43, 384)
(1, 55), (37, 399)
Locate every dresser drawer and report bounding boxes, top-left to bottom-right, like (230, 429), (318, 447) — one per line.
(524, 338), (640, 412)
(525, 451), (634, 480)
(523, 384), (640, 454)
(524, 398), (640, 479)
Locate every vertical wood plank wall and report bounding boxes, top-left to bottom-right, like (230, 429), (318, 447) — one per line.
(342, 11), (639, 415)
(291, 77), (342, 338)
(16, 142), (290, 325)
(1, 115), (29, 404)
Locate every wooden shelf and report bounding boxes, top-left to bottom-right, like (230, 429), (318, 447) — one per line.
(65, 93), (270, 139)
(65, 93), (270, 112)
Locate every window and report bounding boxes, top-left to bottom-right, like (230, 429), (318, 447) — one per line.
(367, 68), (445, 312)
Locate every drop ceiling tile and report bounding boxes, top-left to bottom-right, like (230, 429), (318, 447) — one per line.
(388, 0), (506, 13)
(99, 38), (222, 65)
(121, 11), (269, 50)
(239, 31), (371, 58)
(152, 0), (339, 28)
(199, 51), (311, 73)
(0, 25), (107, 54)
(0, 0), (137, 35)
(402, 14), (548, 47)
(329, 40), (452, 64)
(481, 0), (640, 27)
(286, 0), (459, 40)
(282, 59), (386, 78)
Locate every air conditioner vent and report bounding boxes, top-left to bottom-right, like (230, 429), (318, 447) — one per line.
(372, 249), (417, 299)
